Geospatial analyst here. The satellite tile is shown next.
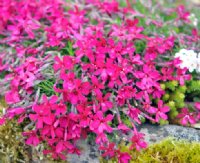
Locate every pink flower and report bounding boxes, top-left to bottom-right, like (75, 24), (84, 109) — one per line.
(176, 5), (190, 23)
(96, 93), (113, 112)
(99, 143), (116, 158)
(195, 102), (200, 110)
(95, 133), (108, 145)
(29, 96), (56, 128)
(53, 56), (75, 71)
(91, 75), (104, 96)
(23, 131), (40, 146)
(56, 140), (74, 153)
(68, 80), (91, 104)
(94, 60), (114, 82)
(117, 152), (131, 163)
(53, 101), (67, 116)
(100, 1), (119, 14)
(77, 103), (92, 128)
(43, 146), (67, 160)
(60, 71), (76, 91)
(60, 73), (91, 104)
(177, 108), (196, 125)
(135, 65), (160, 89)
(142, 97), (157, 114)
(127, 107), (141, 124)
(0, 117), (5, 125)
(130, 131), (147, 151)
(155, 100), (170, 122)
(175, 68), (191, 85)
(5, 89), (20, 104)
(7, 107), (25, 119)
(195, 102), (200, 120)
(90, 111), (113, 134)
(117, 123), (130, 133)
(117, 86), (136, 106)
(53, 56), (64, 71)
(161, 67), (174, 81)
(145, 36), (174, 60)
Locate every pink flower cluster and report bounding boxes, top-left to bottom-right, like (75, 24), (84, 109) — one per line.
(0, 0), (199, 162)
(177, 102), (200, 126)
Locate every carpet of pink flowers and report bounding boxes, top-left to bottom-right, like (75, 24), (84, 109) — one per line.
(0, 0), (200, 162)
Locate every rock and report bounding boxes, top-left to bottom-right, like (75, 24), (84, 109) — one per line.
(67, 124), (200, 162)
(67, 140), (99, 163)
(138, 124), (200, 144)
(192, 123), (200, 129)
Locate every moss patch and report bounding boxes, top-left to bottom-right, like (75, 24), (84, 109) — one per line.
(101, 138), (200, 163)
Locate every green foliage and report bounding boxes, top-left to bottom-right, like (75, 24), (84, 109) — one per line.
(165, 81), (178, 91)
(161, 81), (186, 122)
(120, 112), (132, 128)
(161, 80), (200, 124)
(161, 12), (177, 22)
(114, 17), (122, 25)
(0, 120), (29, 163)
(60, 41), (75, 56)
(0, 98), (28, 162)
(134, 40), (146, 54)
(35, 78), (56, 97)
(134, 1), (148, 15)
(0, 97), (6, 108)
(0, 71), (8, 79)
(185, 80), (200, 102)
(100, 138), (200, 163)
(187, 80), (200, 94)
(186, 80), (200, 102)
(159, 119), (169, 125)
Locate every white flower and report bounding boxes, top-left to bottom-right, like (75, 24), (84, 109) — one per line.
(196, 53), (200, 73)
(189, 13), (198, 26)
(175, 49), (199, 73)
(175, 49), (186, 58)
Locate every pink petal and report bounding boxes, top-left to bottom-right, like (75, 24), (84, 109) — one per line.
(118, 123), (130, 132)
(90, 120), (100, 130)
(9, 107), (25, 115)
(29, 114), (38, 121)
(98, 123), (106, 133)
(181, 117), (188, 125)
(189, 117), (196, 124)
(0, 118), (5, 125)
(18, 115), (26, 123)
(148, 107), (157, 114)
(159, 112), (168, 120)
(55, 128), (64, 138)
(195, 102), (200, 110)
(43, 115), (54, 125)
(5, 90), (20, 104)
(49, 95), (58, 104)
(64, 141), (74, 149)
(161, 106), (170, 113)
(56, 142), (63, 153)
(37, 119), (43, 128)
(105, 114), (113, 121)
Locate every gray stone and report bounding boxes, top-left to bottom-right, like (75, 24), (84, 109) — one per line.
(66, 124), (200, 162)
(67, 140), (99, 163)
(138, 124), (200, 144)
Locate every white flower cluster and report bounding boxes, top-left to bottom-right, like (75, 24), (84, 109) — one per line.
(189, 13), (198, 26)
(175, 49), (200, 73)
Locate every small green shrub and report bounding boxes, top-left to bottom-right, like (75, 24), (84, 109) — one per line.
(0, 120), (29, 163)
(161, 81), (186, 123)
